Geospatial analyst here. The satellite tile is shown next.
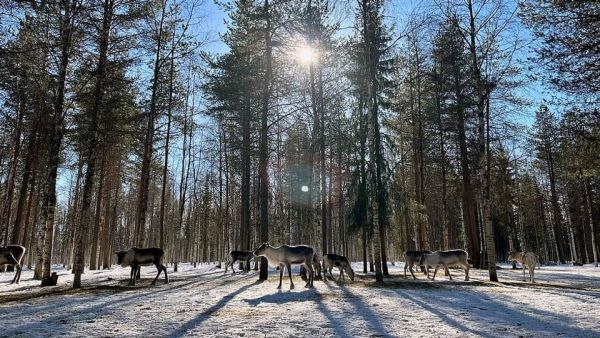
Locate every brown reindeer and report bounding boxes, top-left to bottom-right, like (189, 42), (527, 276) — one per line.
(0, 245), (25, 284)
(224, 250), (254, 274)
(115, 248), (168, 286)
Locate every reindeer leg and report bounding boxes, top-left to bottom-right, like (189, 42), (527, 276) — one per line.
(444, 264), (452, 280)
(409, 265), (417, 280)
(530, 266), (534, 283)
(163, 265), (169, 284)
(305, 263), (314, 288)
(10, 265), (18, 284)
(464, 263), (470, 281)
(134, 265), (139, 285)
(152, 263), (161, 285)
(277, 264), (283, 289)
(432, 265), (439, 281)
(404, 264), (407, 279)
(286, 263), (294, 289)
(129, 265), (136, 286)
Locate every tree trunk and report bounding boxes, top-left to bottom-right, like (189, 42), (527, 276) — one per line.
(258, 0), (272, 281)
(584, 179), (598, 267)
(412, 42), (428, 251)
(2, 97), (24, 245)
(73, 0), (113, 288)
(135, 0), (167, 248)
(436, 60), (449, 250)
(455, 11), (480, 269)
(89, 154), (106, 270)
(317, 69), (328, 261)
(239, 101), (252, 254)
(158, 22), (176, 250)
(40, 0), (78, 281)
(11, 111), (40, 245)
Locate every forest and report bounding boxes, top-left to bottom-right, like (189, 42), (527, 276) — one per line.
(0, 0), (598, 289)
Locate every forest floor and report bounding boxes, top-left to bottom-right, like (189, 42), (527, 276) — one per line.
(1, 261), (599, 338)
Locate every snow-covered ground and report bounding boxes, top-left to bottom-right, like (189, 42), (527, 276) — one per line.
(1, 262), (599, 338)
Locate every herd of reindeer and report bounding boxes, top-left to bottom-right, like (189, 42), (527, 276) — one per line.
(1, 243), (540, 288)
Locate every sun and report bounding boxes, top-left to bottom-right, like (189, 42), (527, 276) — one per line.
(297, 45), (317, 66)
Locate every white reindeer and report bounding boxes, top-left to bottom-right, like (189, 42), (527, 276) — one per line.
(508, 251), (538, 283)
(253, 243), (315, 289)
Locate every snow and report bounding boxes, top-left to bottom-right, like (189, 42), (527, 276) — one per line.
(1, 262), (599, 337)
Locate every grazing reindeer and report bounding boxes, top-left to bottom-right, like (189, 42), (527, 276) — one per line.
(253, 243), (315, 289)
(403, 250), (431, 279)
(115, 248), (168, 286)
(224, 250), (254, 274)
(508, 251), (538, 283)
(324, 253), (354, 282)
(0, 245), (25, 284)
(419, 250), (470, 281)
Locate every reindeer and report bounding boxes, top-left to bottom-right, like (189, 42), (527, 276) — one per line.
(403, 250), (431, 279)
(324, 253), (354, 282)
(224, 250), (254, 274)
(253, 243), (315, 289)
(0, 245), (25, 284)
(508, 251), (538, 283)
(404, 250), (451, 279)
(419, 250), (470, 281)
(115, 248), (168, 286)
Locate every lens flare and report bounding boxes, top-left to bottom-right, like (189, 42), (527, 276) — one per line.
(297, 45), (317, 66)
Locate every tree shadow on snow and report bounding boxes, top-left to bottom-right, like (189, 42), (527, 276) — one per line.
(312, 278), (360, 337)
(338, 283), (392, 337)
(1, 271), (251, 335)
(393, 288), (600, 337)
(166, 280), (261, 338)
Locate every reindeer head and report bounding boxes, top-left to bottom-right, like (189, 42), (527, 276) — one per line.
(0, 251), (18, 266)
(507, 251), (516, 261)
(114, 251), (127, 265)
(253, 243), (269, 256)
(347, 267), (355, 281)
